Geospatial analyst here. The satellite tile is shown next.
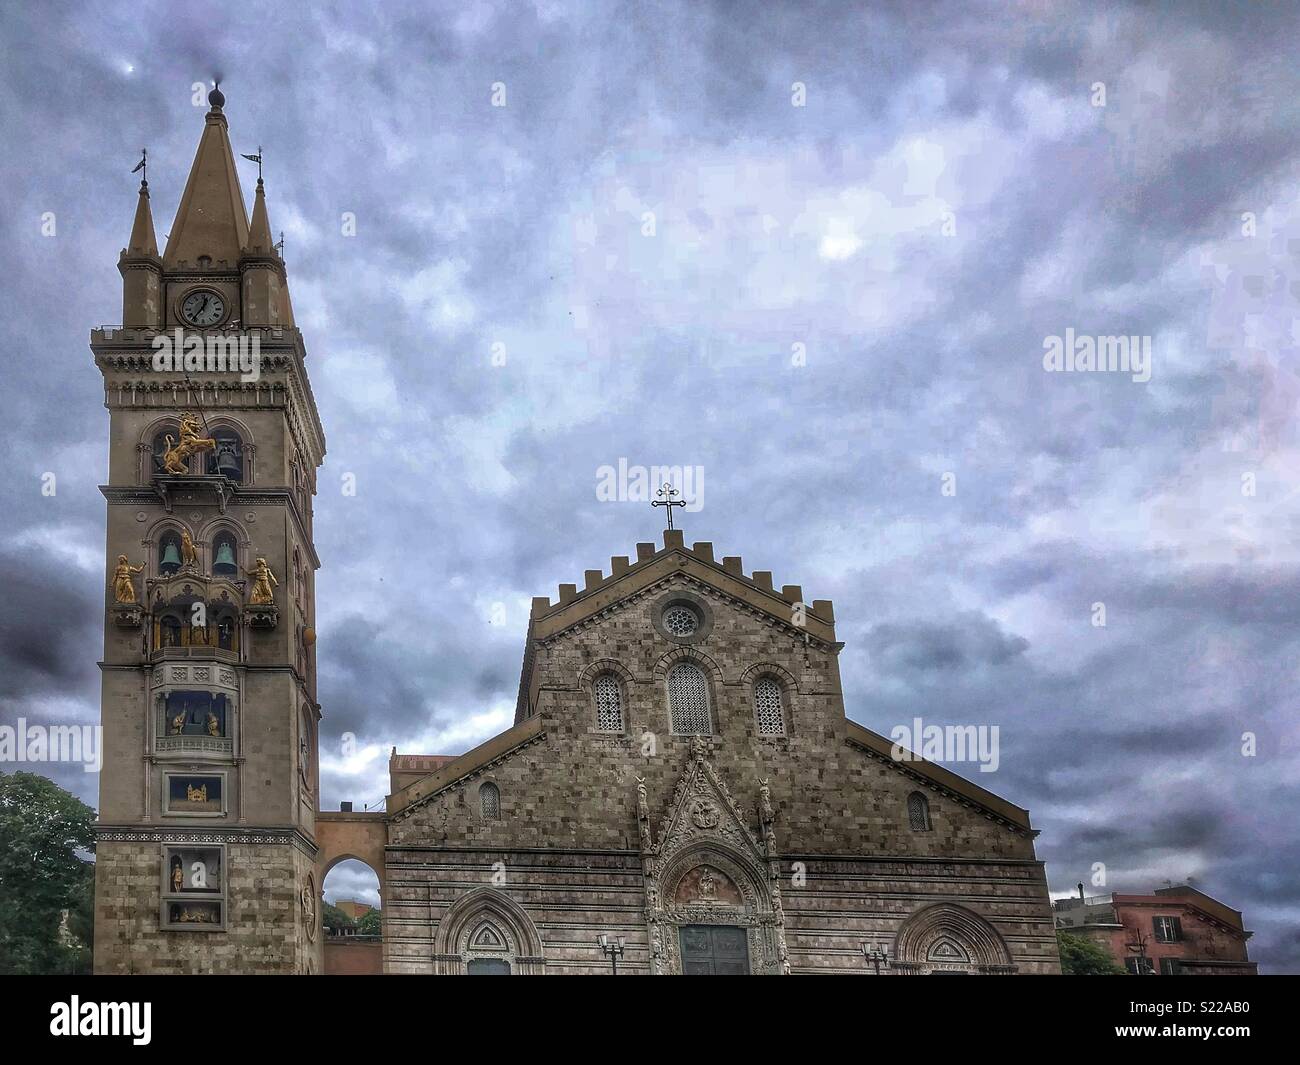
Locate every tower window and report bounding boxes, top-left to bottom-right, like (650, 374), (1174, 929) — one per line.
(479, 782), (501, 820)
(667, 661), (712, 735)
(907, 791), (932, 832)
(593, 673), (624, 732)
(753, 676), (786, 736)
(207, 430), (243, 481)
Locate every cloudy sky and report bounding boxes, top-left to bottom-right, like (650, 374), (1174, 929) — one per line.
(1, 1), (1297, 968)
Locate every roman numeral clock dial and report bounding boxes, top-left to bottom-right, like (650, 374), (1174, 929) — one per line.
(181, 289), (225, 327)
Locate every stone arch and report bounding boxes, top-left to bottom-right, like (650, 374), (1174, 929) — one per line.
(739, 661), (800, 694)
(433, 888), (545, 975)
(650, 839), (785, 975)
(652, 645), (724, 685)
(893, 903), (1015, 974)
(577, 657), (636, 688)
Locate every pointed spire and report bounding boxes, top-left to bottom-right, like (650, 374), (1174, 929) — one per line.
(245, 177), (277, 256)
(163, 82), (249, 268)
(126, 179), (158, 258)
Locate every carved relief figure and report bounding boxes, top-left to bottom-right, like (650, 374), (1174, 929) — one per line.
(160, 413), (216, 475)
(112, 555), (145, 603)
(246, 557), (277, 605)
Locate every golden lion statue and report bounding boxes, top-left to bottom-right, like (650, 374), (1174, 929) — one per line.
(161, 412), (216, 475)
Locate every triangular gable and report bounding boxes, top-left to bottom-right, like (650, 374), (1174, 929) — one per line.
(652, 736), (764, 863)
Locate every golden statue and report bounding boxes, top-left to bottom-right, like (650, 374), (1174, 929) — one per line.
(171, 860), (184, 893)
(160, 412), (216, 475)
(112, 555), (145, 603)
(246, 557), (278, 605)
(206, 711), (221, 737)
(170, 711), (185, 735)
(180, 528), (198, 568)
(186, 783), (208, 803)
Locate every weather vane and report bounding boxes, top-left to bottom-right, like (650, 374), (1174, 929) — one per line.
(652, 482), (686, 530)
(241, 145), (263, 182)
(131, 147), (147, 186)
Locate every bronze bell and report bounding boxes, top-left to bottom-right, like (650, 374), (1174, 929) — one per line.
(215, 443), (241, 477)
(160, 540), (182, 570)
(214, 541), (236, 571)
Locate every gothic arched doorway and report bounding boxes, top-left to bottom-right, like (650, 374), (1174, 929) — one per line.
(433, 888), (546, 975)
(893, 903), (1017, 975)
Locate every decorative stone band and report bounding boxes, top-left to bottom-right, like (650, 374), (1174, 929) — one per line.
(96, 823), (318, 859)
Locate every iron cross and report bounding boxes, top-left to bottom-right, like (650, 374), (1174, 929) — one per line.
(652, 483), (686, 530)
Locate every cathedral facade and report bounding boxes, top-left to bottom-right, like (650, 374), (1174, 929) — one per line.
(93, 94), (1060, 975)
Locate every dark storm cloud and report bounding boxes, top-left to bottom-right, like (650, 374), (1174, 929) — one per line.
(2, 0), (1298, 970)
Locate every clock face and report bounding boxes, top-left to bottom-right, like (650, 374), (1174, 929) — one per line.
(181, 290), (225, 327)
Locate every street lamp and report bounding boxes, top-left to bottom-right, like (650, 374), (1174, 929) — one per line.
(861, 942), (890, 975)
(597, 933), (626, 975)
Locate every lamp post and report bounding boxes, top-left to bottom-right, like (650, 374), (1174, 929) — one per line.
(861, 942), (890, 975)
(597, 933), (626, 975)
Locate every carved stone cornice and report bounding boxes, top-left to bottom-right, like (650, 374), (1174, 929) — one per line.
(95, 822), (318, 859)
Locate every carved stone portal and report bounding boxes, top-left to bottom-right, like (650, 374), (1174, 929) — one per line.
(637, 743), (789, 974)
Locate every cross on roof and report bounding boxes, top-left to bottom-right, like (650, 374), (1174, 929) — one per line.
(652, 483), (686, 530)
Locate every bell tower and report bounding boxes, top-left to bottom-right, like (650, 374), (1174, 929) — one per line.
(92, 85), (326, 974)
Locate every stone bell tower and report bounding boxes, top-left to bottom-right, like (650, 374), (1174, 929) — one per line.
(92, 85), (327, 974)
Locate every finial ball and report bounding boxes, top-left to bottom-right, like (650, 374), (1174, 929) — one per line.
(208, 81), (225, 109)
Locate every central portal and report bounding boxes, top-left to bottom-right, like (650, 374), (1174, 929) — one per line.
(679, 925), (750, 974)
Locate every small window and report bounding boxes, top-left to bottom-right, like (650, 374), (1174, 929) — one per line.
(1159, 957), (1180, 975)
(1124, 957), (1152, 976)
(480, 782), (500, 820)
(667, 661), (712, 735)
(593, 673), (624, 732)
(907, 791), (931, 832)
(753, 676), (785, 736)
(1153, 916), (1182, 943)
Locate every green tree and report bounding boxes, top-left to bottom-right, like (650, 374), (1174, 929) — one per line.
(0, 771), (96, 974)
(357, 908), (382, 936)
(322, 902), (355, 935)
(1057, 930), (1127, 975)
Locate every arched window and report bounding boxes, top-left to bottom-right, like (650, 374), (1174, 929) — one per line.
(157, 531), (183, 576)
(212, 531), (238, 577)
(593, 673), (623, 732)
(667, 661), (712, 735)
(479, 782), (500, 820)
(215, 613), (237, 651)
(207, 429), (243, 480)
(753, 676), (786, 736)
(158, 615), (183, 648)
(908, 791), (932, 832)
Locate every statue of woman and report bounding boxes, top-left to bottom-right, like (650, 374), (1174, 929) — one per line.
(112, 555), (145, 603)
(246, 557), (278, 605)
